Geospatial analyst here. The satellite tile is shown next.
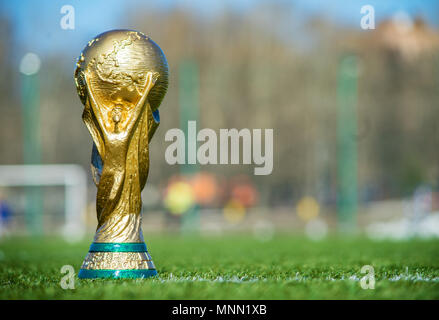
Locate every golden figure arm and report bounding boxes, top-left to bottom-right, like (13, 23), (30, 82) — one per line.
(124, 72), (159, 135)
(84, 73), (108, 138)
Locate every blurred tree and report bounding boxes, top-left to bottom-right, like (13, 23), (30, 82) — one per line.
(1, 5), (439, 212)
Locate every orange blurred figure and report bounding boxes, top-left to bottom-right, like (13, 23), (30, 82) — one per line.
(190, 172), (218, 205)
(229, 175), (259, 208)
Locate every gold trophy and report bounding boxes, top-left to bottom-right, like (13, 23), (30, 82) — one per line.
(74, 30), (168, 279)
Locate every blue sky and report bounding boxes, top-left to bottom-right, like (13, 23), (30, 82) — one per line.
(1, 0), (438, 62)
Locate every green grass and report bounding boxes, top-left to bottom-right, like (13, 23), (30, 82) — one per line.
(0, 234), (438, 299)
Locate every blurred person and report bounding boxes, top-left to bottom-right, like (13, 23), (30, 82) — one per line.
(229, 175), (259, 208)
(0, 192), (13, 237)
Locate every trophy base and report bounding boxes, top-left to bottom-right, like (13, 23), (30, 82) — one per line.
(78, 269), (157, 279)
(78, 242), (157, 279)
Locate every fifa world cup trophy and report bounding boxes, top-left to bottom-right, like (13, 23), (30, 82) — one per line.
(74, 30), (168, 279)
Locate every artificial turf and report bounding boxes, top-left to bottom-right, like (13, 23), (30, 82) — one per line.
(0, 234), (438, 299)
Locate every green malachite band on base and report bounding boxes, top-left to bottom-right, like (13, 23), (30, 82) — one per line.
(89, 242), (147, 252)
(80, 242), (156, 279)
(78, 269), (157, 279)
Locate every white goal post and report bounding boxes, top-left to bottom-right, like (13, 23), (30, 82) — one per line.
(0, 164), (87, 240)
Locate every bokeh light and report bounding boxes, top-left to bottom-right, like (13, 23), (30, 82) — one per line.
(164, 180), (195, 215)
(296, 196), (320, 222)
(190, 172), (218, 206)
(19, 52), (41, 75)
(305, 219), (328, 241)
(253, 220), (275, 242)
(229, 176), (258, 208)
(223, 199), (246, 224)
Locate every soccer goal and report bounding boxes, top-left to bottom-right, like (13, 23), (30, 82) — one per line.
(0, 164), (87, 240)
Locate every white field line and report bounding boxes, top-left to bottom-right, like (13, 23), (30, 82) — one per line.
(155, 272), (439, 283)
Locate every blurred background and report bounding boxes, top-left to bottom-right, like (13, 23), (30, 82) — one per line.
(1, 0), (439, 242)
